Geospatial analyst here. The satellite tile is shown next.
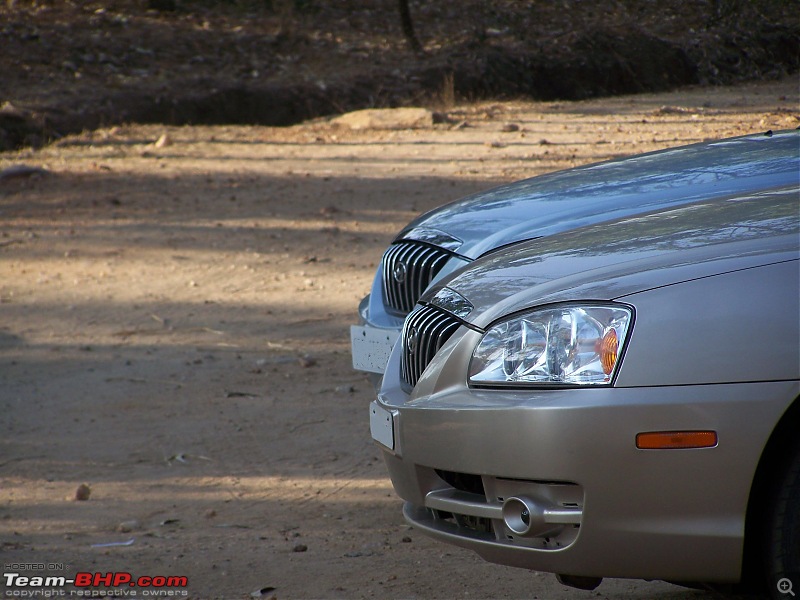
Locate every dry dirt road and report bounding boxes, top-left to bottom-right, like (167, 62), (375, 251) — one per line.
(1, 77), (798, 600)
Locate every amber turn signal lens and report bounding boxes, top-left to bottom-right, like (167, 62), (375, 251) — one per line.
(636, 431), (718, 450)
(600, 328), (619, 375)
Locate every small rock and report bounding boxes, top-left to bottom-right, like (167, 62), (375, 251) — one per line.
(0, 101), (26, 118)
(331, 108), (433, 131)
(154, 133), (172, 148)
(75, 484), (91, 501)
(501, 123), (520, 132)
(335, 384), (355, 394)
(401, 536), (412, 543)
(298, 355), (317, 368)
(292, 543), (308, 553)
(117, 520), (139, 533)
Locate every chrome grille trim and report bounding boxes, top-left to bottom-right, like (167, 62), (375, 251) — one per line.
(382, 241), (452, 315)
(399, 227), (463, 252)
(401, 304), (462, 389)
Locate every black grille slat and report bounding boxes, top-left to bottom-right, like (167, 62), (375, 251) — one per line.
(382, 241), (453, 315)
(403, 244), (425, 312)
(382, 244), (399, 310)
(383, 243), (405, 312)
(413, 250), (449, 310)
(382, 244), (405, 312)
(399, 243), (420, 311)
(420, 311), (448, 383)
(401, 305), (462, 389)
(416, 309), (443, 382)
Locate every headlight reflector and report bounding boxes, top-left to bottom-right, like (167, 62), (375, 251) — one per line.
(469, 304), (632, 386)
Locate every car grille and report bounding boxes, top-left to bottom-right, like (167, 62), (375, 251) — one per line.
(382, 241), (452, 315)
(400, 304), (462, 389)
(435, 470), (486, 496)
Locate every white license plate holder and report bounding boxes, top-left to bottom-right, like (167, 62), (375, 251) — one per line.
(369, 401), (395, 451)
(351, 325), (399, 374)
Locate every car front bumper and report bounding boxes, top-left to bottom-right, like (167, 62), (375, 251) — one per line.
(372, 332), (797, 581)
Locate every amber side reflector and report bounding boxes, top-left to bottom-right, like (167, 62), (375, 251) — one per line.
(636, 431), (718, 450)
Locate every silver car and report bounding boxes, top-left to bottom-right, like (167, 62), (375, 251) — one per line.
(351, 130), (800, 380)
(370, 178), (799, 593)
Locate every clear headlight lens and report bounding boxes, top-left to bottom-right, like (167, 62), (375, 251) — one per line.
(469, 304), (632, 386)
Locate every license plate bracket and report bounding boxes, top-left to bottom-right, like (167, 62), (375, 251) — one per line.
(351, 325), (399, 374)
(369, 401), (395, 451)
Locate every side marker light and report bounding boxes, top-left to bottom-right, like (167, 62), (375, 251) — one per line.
(636, 431), (718, 450)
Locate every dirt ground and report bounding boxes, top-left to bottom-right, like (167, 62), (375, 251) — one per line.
(1, 77), (798, 599)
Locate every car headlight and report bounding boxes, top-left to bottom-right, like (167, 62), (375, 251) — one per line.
(469, 304), (633, 386)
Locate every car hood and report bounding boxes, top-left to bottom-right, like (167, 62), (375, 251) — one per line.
(428, 186), (799, 330)
(397, 130), (799, 260)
